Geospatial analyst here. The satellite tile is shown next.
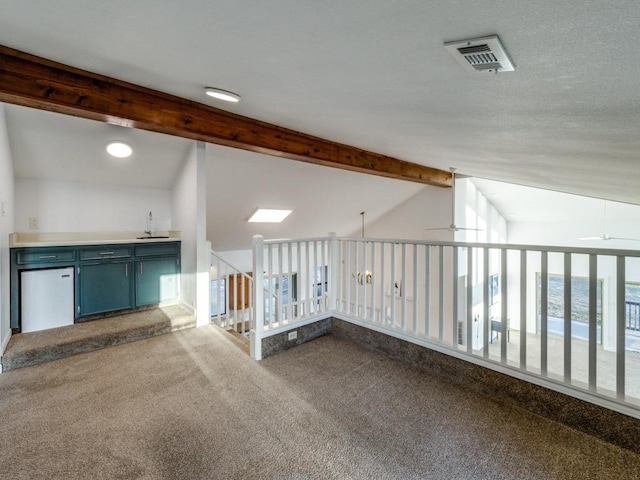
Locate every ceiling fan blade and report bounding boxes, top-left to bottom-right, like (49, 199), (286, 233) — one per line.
(608, 236), (640, 242)
(425, 225), (456, 231)
(425, 224), (483, 232)
(579, 236), (606, 241)
(579, 233), (640, 241)
(454, 227), (483, 232)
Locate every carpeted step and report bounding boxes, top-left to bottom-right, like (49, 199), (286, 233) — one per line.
(1, 305), (196, 372)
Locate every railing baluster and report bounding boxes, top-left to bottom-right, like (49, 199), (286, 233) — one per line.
(466, 247), (473, 353)
(500, 249), (507, 363)
(278, 243), (283, 323)
(306, 241), (312, 315)
(225, 268), (231, 329)
(564, 253), (572, 383)
(401, 243), (407, 331)
(439, 246), (444, 342)
(413, 244), (418, 336)
(390, 244), (396, 327)
(541, 251), (548, 376)
(453, 246), (459, 346)
(380, 242), (386, 324)
(520, 250), (527, 369)
(313, 240), (319, 314)
(234, 264), (239, 330)
(337, 240), (343, 312)
(216, 257), (222, 326)
(483, 248), (489, 359)
(617, 256), (626, 400)
(346, 241), (352, 315)
(370, 242), (376, 322)
(589, 254), (597, 391)
(363, 241), (368, 319)
(298, 242), (302, 317)
(321, 240), (327, 313)
(287, 243), (293, 320)
(267, 243), (273, 328)
(355, 241), (360, 317)
(425, 245), (431, 337)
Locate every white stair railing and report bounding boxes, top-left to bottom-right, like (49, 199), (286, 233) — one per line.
(210, 250), (254, 334)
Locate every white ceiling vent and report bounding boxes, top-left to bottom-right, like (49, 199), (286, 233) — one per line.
(444, 35), (514, 73)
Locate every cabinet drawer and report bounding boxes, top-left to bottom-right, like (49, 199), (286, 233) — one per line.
(80, 246), (132, 261)
(134, 243), (179, 257)
(16, 249), (76, 265)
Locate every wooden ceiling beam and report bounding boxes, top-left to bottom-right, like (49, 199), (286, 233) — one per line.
(0, 45), (451, 187)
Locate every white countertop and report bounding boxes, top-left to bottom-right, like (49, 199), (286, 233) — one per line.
(10, 231), (181, 248)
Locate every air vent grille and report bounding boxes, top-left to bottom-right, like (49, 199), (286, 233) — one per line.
(444, 35), (515, 73)
(457, 44), (491, 55)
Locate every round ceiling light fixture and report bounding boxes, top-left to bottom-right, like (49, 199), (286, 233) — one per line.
(205, 87), (241, 103)
(106, 141), (132, 158)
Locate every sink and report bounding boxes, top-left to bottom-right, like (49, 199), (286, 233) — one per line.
(136, 236), (170, 239)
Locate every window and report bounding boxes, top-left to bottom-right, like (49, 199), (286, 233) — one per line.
(536, 274), (602, 343)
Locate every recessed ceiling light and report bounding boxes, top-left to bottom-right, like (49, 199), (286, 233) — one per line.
(248, 208), (292, 223)
(205, 87), (241, 103)
(106, 141), (132, 158)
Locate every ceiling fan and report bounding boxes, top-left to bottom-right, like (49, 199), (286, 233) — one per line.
(425, 167), (482, 232)
(579, 201), (640, 242)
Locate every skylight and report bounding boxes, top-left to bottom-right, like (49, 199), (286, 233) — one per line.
(248, 208), (292, 223)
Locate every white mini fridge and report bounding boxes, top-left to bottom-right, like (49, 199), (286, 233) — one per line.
(21, 267), (75, 333)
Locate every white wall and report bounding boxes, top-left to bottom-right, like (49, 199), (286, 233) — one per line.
(456, 178), (507, 243)
(458, 179), (508, 347)
(214, 249), (253, 274)
(172, 144), (198, 310)
(365, 185), (453, 241)
(15, 178), (171, 233)
(0, 105), (16, 355)
(171, 142), (209, 326)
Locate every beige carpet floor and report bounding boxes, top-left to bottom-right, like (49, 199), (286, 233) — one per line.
(0, 325), (639, 479)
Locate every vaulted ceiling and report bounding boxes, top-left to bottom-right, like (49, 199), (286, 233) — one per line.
(2, 1), (640, 230)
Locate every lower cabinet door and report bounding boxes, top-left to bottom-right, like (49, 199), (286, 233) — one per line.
(135, 258), (179, 306)
(80, 262), (133, 316)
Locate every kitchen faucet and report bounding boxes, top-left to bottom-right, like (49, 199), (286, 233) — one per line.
(145, 211), (153, 236)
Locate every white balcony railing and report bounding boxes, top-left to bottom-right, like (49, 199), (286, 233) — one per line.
(244, 235), (640, 418)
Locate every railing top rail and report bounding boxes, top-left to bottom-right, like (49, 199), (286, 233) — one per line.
(263, 236), (333, 245)
(334, 236), (640, 258)
(210, 250), (255, 282)
(259, 234), (640, 257)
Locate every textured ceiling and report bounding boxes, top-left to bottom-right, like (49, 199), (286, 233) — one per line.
(1, 1), (640, 210)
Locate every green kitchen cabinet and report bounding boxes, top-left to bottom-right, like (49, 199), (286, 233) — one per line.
(135, 257), (179, 306)
(11, 240), (180, 331)
(79, 261), (134, 316)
